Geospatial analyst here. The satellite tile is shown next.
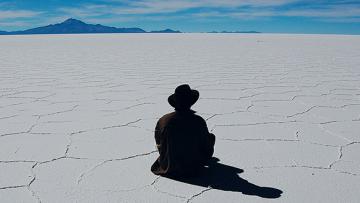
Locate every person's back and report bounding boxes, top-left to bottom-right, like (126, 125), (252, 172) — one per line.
(151, 84), (215, 177)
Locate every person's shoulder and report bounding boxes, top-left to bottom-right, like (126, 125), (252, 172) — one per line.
(192, 113), (207, 124)
(157, 112), (176, 125)
(161, 112), (176, 120)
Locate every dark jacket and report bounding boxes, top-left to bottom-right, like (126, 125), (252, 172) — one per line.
(151, 110), (215, 177)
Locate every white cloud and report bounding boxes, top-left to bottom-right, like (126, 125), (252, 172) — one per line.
(0, 20), (31, 27)
(191, 3), (360, 21)
(196, 0), (298, 7)
(84, 16), (136, 24)
(8, 0), (356, 27)
(58, 5), (108, 18)
(0, 10), (42, 20)
(283, 5), (360, 18)
(106, 0), (298, 14)
(105, 1), (197, 14)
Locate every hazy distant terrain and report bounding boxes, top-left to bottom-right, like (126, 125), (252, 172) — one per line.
(0, 18), (181, 35)
(0, 34), (359, 202)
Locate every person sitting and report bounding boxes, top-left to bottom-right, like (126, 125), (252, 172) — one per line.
(151, 84), (216, 177)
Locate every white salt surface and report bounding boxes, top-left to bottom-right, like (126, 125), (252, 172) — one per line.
(0, 34), (360, 202)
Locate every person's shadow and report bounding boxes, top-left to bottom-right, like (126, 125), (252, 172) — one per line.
(166, 157), (283, 199)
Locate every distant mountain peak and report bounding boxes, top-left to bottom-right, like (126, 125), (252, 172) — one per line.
(150, 28), (181, 33)
(61, 18), (86, 25)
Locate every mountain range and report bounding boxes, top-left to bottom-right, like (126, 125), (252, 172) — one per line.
(208, 31), (261, 33)
(0, 18), (181, 35)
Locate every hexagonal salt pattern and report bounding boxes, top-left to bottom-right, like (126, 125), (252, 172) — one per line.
(1, 34), (359, 202)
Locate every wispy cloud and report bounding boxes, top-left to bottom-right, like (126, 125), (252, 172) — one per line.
(194, 0), (298, 7)
(106, 0), (298, 14)
(191, 1), (360, 22)
(283, 5), (360, 18)
(0, 20), (31, 27)
(0, 0), (359, 33)
(58, 5), (109, 18)
(54, 0), (298, 23)
(57, 0), (360, 22)
(119, 0), (199, 14)
(0, 10), (42, 20)
(84, 16), (136, 24)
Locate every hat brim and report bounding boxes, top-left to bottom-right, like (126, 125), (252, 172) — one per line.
(168, 90), (199, 108)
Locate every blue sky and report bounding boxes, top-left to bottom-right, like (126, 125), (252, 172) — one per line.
(0, 0), (359, 34)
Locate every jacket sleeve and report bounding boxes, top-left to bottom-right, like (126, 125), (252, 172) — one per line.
(154, 121), (161, 151)
(200, 118), (215, 160)
(151, 119), (171, 175)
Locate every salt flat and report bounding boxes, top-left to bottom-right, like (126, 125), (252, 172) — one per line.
(0, 33), (359, 202)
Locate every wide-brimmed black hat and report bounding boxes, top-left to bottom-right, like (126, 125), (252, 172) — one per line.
(168, 84), (199, 109)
